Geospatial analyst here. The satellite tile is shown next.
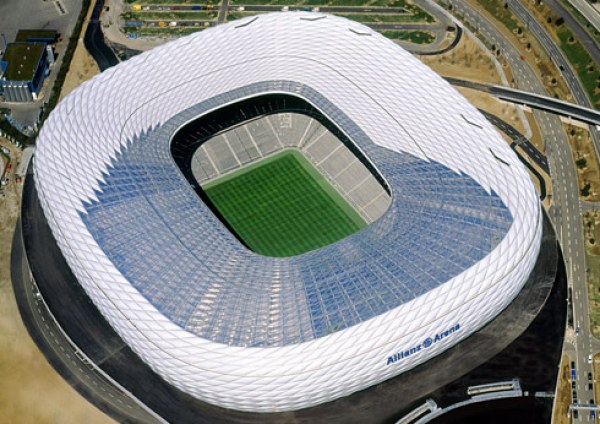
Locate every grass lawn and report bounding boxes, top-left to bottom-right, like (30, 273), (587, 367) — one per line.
(329, 0), (372, 6)
(369, 0), (408, 6)
(132, 11), (218, 20)
(381, 30), (434, 43)
(557, 28), (600, 108)
(584, 211), (600, 337)
(203, 150), (366, 257)
(226, 11), (265, 20)
(127, 0), (217, 3)
(136, 26), (208, 35)
(475, 0), (521, 32)
(337, 12), (430, 23)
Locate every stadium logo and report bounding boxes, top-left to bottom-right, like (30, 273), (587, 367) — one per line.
(386, 324), (461, 366)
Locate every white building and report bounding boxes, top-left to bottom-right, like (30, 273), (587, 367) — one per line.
(33, 13), (541, 412)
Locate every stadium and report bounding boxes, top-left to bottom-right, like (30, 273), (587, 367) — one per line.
(27, 12), (543, 414)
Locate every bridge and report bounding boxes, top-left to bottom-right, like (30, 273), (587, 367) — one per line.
(445, 78), (600, 127)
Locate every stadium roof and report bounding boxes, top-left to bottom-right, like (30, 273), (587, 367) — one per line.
(34, 13), (542, 412)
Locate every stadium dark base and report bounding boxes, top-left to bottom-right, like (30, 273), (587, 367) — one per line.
(12, 168), (562, 424)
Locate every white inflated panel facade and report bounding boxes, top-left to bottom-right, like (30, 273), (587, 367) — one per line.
(34, 13), (541, 412)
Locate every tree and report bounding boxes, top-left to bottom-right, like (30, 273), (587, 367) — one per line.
(582, 183), (592, 197)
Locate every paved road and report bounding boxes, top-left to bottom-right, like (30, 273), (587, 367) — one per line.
(544, 0), (600, 67)
(479, 108), (549, 174)
(580, 199), (600, 213)
(12, 200), (163, 422)
(565, 0), (600, 35)
(507, 0), (600, 162)
(480, 109), (548, 199)
(440, 0), (595, 420)
(494, 88), (600, 126)
(504, 1), (600, 419)
(507, 0), (588, 103)
(217, 0), (229, 23)
(415, 25), (462, 56)
(448, 74), (600, 144)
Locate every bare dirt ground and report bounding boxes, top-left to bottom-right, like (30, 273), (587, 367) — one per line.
(565, 124), (600, 202)
(60, 3), (101, 100)
(524, 109), (545, 152)
(419, 31), (544, 146)
(552, 354), (572, 424)
(419, 32), (536, 142)
(420, 32), (502, 84)
(59, 42), (100, 100)
(457, 86), (527, 134)
(0, 139), (114, 424)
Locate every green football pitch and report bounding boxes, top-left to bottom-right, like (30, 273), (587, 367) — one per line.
(203, 150), (366, 257)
